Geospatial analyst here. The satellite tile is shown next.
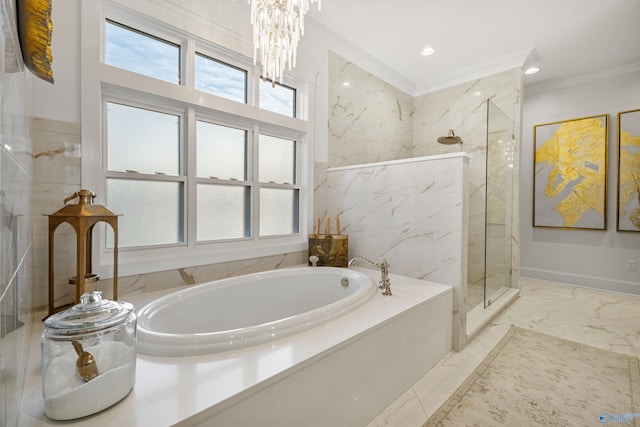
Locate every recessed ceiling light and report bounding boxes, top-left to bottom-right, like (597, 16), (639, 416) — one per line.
(421, 46), (436, 56)
(524, 66), (540, 75)
(342, 81), (351, 87)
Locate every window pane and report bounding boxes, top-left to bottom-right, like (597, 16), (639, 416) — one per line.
(259, 135), (295, 184)
(105, 21), (180, 84)
(107, 102), (180, 175)
(260, 79), (296, 117)
(260, 188), (299, 236)
(195, 54), (247, 103)
(106, 179), (184, 247)
(197, 184), (249, 241)
(196, 121), (247, 180)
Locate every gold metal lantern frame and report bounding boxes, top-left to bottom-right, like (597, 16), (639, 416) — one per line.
(47, 190), (119, 316)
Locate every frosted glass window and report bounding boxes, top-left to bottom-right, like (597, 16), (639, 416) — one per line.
(196, 121), (247, 180)
(195, 54), (247, 103)
(107, 102), (180, 175)
(260, 79), (296, 117)
(259, 135), (296, 184)
(106, 179), (184, 247)
(260, 188), (299, 236)
(105, 20), (180, 84)
(197, 184), (249, 241)
(97, 18), (308, 253)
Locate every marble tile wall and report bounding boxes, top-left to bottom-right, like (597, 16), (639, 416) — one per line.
(412, 68), (523, 300)
(324, 54), (522, 349)
(93, 251), (308, 300)
(328, 52), (414, 167)
(1, 1), (33, 425)
(326, 154), (470, 349)
(31, 118), (81, 310)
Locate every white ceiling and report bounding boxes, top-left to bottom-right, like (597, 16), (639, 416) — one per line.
(305, 0), (640, 93)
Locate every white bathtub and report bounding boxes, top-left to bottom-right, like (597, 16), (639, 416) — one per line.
(19, 268), (453, 427)
(137, 267), (378, 356)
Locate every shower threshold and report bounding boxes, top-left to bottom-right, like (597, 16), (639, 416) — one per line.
(466, 287), (520, 338)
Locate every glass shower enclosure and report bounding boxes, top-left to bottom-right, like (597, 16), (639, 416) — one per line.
(484, 100), (515, 307)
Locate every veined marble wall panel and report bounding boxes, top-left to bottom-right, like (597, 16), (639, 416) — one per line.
(313, 161), (329, 222)
(412, 68), (522, 306)
(326, 154), (469, 349)
(30, 119), (81, 310)
(325, 60), (521, 347)
(327, 156), (468, 282)
(329, 156), (468, 277)
(328, 52), (414, 167)
(94, 251), (308, 299)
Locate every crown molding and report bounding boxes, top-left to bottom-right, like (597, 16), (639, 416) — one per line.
(413, 48), (533, 96)
(524, 60), (640, 96)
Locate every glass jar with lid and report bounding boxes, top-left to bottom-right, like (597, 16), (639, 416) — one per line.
(41, 291), (137, 420)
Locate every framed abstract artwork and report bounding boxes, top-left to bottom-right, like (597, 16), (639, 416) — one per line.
(533, 114), (608, 229)
(617, 108), (640, 231)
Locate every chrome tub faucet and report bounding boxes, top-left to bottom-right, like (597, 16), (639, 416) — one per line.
(347, 256), (392, 296)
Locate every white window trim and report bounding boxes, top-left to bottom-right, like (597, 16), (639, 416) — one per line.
(81, 0), (315, 278)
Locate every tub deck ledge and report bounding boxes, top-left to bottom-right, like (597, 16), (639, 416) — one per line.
(20, 267), (453, 427)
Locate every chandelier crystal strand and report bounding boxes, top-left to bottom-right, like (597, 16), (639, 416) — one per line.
(249, 0), (320, 83)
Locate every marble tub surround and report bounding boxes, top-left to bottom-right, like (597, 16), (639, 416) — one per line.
(327, 153), (470, 350)
(92, 251), (308, 301)
(365, 278), (640, 426)
(19, 268), (453, 427)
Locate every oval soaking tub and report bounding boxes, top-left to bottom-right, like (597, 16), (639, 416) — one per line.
(136, 267), (378, 356)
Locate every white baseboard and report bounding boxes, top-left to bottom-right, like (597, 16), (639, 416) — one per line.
(520, 267), (640, 296)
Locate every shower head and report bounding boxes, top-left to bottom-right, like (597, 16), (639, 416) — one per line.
(437, 129), (463, 145)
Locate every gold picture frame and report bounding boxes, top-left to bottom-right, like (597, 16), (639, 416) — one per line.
(616, 108), (640, 232)
(533, 114), (608, 229)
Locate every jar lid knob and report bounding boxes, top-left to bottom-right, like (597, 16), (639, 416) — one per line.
(80, 291), (103, 308)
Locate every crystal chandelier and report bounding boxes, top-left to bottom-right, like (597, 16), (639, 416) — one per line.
(249, 0), (320, 83)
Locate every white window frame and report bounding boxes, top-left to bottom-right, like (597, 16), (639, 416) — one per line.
(81, 0), (314, 278)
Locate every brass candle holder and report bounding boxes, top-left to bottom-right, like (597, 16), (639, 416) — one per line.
(47, 190), (119, 316)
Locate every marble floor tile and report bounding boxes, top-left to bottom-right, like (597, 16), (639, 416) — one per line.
(366, 278), (640, 426)
(366, 388), (427, 427)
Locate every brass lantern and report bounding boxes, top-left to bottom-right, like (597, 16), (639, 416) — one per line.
(47, 190), (119, 316)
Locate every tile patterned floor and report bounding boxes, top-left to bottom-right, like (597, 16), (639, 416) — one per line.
(366, 278), (640, 426)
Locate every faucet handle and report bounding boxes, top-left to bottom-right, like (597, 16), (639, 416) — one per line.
(347, 256), (392, 296)
(309, 255), (319, 267)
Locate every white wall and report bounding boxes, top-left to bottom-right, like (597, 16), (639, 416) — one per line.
(521, 71), (640, 294)
(29, 0), (80, 123)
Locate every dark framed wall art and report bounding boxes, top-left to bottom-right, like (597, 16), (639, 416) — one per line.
(617, 108), (640, 232)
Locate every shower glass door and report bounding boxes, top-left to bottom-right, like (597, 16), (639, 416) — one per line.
(484, 100), (514, 307)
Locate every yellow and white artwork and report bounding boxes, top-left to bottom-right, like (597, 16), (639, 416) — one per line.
(533, 115), (608, 229)
(617, 109), (640, 231)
